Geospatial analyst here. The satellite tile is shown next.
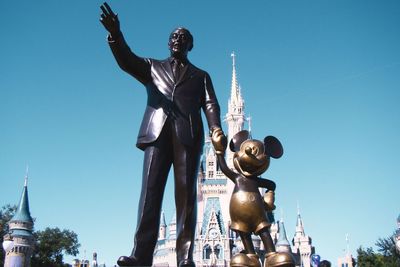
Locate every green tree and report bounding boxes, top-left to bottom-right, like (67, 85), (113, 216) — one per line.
(0, 205), (17, 266)
(375, 232), (400, 266)
(356, 246), (385, 267)
(356, 233), (400, 267)
(31, 227), (80, 267)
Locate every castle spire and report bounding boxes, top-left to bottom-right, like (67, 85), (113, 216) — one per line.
(292, 204), (315, 267)
(160, 210), (167, 228)
(345, 234), (350, 255)
(275, 212), (291, 253)
(228, 52), (244, 114)
(226, 52), (246, 169)
(230, 52), (239, 102)
(295, 203), (304, 236)
(11, 171), (33, 224)
(157, 211), (167, 242)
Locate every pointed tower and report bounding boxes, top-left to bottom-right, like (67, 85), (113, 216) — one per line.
(3, 171), (35, 267)
(291, 206), (315, 267)
(158, 211), (167, 240)
(337, 234), (355, 267)
(92, 252), (98, 267)
(275, 219), (292, 254)
(225, 52), (246, 170)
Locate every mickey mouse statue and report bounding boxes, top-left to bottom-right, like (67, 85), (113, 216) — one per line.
(212, 129), (295, 267)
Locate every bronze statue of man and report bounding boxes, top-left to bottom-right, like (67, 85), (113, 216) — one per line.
(100, 2), (224, 266)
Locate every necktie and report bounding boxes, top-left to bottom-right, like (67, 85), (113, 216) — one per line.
(173, 60), (180, 81)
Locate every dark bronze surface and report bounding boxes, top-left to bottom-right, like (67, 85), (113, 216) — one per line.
(100, 2), (224, 266)
(229, 129), (250, 152)
(264, 135), (283, 159)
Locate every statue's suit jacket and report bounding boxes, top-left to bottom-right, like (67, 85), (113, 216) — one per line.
(109, 36), (221, 150)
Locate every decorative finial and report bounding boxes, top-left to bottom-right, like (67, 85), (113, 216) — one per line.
(24, 165), (29, 187)
(297, 201), (300, 215)
(231, 51), (236, 67)
(345, 233), (350, 255)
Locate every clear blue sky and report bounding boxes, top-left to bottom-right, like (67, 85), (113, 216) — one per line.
(1, 0), (399, 265)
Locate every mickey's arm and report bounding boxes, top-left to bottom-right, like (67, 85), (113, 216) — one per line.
(211, 129), (236, 182)
(257, 177), (276, 191)
(258, 177), (276, 212)
(216, 154), (236, 182)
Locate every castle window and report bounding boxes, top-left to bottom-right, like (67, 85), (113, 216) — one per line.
(208, 161), (214, 167)
(214, 244), (223, 259)
(208, 171), (214, 178)
(203, 244), (212, 259)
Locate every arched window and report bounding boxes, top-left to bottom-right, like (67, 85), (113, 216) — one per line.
(203, 244), (212, 259)
(214, 244), (223, 259)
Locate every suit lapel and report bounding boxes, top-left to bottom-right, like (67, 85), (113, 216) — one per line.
(161, 60), (175, 84)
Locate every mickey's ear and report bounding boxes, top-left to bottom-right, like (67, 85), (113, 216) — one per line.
(264, 136), (283, 159)
(229, 130), (250, 152)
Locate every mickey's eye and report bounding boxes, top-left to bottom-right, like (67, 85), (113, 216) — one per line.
(252, 146), (259, 155)
(245, 145), (259, 155)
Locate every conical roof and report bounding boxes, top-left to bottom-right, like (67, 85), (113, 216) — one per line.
(276, 220), (291, 247)
(160, 211), (167, 227)
(11, 176), (33, 223)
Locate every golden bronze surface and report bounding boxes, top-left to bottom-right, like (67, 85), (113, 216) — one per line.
(213, 130), (294, 267)
(264, 252), (296, 267)
(231, 253), (261, 267)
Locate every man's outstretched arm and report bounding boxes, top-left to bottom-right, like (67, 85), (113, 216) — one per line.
(100, 2), (121, 39)
(99, 2), (151, 84)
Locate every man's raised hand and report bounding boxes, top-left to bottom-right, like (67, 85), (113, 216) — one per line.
(100, 2), (121, 38)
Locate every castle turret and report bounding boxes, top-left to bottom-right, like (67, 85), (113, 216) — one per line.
(3, 171), (35, 267)
(92, 252), (98, 267)
(158, 211), (167, 240)
(291, 206), (315, 267)
(275, 220), (291, 253)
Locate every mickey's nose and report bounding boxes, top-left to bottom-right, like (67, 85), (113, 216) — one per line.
(245, 146), (253, 155)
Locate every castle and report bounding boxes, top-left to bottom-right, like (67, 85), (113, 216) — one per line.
(152, 53), (315, 267)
